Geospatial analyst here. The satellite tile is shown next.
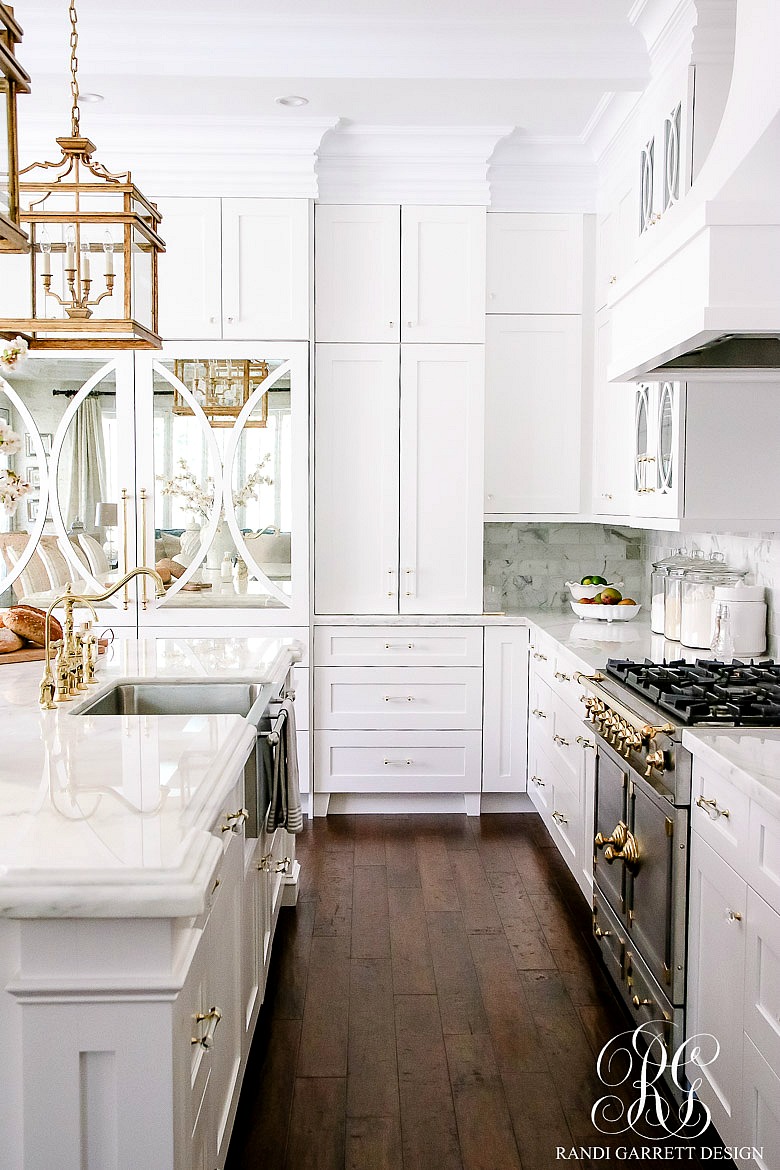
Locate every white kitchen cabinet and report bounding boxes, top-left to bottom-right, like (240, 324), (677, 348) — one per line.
(315, 205), (400, 342)
(153, 197), (310, 340)
(687, 750), (780, 1159)
(687, 832), (747, 1147)
(399, 345), (484, 614)
(156, 197), (223, 339)
(314, 344), (400, 615)
(484, 314), (582, 516)
(591, 310), (634, 516)
(631, 380), (684, 519)
(401, 205), (486, 342)
(314, 344), (484, 616)
(486, 214), (583, 314)
(482, 626), (529, 794)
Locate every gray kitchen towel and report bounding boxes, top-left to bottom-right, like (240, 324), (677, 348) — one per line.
(266, 698), (303, 834)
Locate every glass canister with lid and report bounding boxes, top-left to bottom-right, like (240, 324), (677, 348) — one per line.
(662, 550), (707, 641)
(651, 549), (690, 635)
(680, 558), (748, 648)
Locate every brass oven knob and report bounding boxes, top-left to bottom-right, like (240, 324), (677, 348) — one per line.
(645, 748), (665, 777)
(632, 994), (653, 1009)
(640, 723), (675, 743)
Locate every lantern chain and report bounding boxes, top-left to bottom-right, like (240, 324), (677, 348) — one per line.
(69, 0), (80, 137)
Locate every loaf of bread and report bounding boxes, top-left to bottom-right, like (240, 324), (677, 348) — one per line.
(155, 558), (186, 581)
(1, 605), (64, 647)
(0, 628), (25, 653)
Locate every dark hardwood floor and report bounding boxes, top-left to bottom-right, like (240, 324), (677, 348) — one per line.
(226, 813), (723, 1170)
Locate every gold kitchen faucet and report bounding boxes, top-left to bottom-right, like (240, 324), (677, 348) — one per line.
(39, 567), (166, 709)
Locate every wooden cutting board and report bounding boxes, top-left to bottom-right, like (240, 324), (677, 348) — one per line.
(0, 643), (109, 666)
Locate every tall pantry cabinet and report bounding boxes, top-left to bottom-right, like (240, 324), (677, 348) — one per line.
(312, 204), (487, 814)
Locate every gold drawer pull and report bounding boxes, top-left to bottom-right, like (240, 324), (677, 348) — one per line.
(576, 736), (595, 749)
(221, 808), (248, 833)
(384, 695), (415, 702)
(594, 924), (612, 939)
(530, 775), (545, 787)
(632, 995), (653, 1009)
(533, 651), (548, 661)
(191, 1007), (222, 1049)
(554, 671), (571, 682)
(531, 708), (547, 719)
(553, 734), (570, 747)
(696, 795), (730, 819)
(552, 810), (568, 825)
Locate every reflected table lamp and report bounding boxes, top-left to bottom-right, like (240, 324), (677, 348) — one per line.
(95, 502), (119, 569)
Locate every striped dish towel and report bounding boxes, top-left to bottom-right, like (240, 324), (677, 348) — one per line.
(266, 698), (303, 834)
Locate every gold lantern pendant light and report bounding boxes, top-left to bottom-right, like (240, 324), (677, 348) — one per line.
(0, 0), (165, 348)
(0, 4), (31, 253)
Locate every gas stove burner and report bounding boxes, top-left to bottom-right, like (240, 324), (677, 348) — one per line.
(604, 657), (780, 727)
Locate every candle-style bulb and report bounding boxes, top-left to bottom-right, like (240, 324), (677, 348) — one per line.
(80, 240), (91, 280)
(39, 228), (52, 275)
(65, 226), (76, 271)
(103, 231), (114, 276)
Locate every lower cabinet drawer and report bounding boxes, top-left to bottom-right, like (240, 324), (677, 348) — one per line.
(314, 626), (484, 667)
(314, 667), (483, 729)
(742, 1035), (780, 1169)
(315, 731), (483, 793)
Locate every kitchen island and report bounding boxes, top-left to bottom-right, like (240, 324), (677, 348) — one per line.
(0, 635), (303, 1170)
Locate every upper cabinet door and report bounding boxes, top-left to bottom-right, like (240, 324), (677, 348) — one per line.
(221, 199), (310, 340)
(401, 206), (486, 343)
(399, 345), (484, 614)
(155, 197), (223, 340)
(484, 315), (581, 515)
(486, 214), (583, 314)
(314, 345), (400, 615)
(315, 205), (400, 342)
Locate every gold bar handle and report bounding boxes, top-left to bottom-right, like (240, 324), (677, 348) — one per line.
(696, 795), (730, 819)
(139, 488), (149, 610)
(121, 487), (130, 610)
(221, 808), (249, 834)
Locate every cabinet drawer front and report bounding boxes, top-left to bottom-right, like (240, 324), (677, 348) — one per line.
(551, 649), (589, 714)
(742, 1036), (780, 1168)
(314, 667), (483, 729)
(745, 888), (780, 1075)
(315, 731), (482, 793)
(748, 799), (780, 913)
(548, 697), (584, 787)
(314, 626), (483, 667)
(692, 763), (750, 864)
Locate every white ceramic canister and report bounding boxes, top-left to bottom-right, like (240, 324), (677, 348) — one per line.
(711, 583), (767, 656)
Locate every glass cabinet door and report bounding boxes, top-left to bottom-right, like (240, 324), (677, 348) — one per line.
(656, 380), (675, 494)
(0, 353), (138, 628)
(633, 383), (651, 497)
(134, 344), (309, 626)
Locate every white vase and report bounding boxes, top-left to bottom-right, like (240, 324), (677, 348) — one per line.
(178, 521), (202, 565)
(205, 523), (233, 571)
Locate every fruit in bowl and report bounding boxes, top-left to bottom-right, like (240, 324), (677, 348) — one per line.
(566, 578), (624, 601)
(599, 587), (623, 605)
(570, 599), (642, 623)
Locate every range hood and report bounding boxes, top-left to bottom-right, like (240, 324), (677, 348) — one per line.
(608, 0), (780, 383)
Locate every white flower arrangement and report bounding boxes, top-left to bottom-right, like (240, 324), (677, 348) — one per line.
(0, 420), (31, 515)
(0, 335), (29, 372)
(157, 456), (273, 523)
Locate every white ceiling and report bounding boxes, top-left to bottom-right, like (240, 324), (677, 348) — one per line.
(16, 0), (648, 140)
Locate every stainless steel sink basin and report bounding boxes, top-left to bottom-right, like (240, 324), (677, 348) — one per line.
(77, 682), (266, 721)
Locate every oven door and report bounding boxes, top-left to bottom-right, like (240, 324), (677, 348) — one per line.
(594, 737), (688, 1006)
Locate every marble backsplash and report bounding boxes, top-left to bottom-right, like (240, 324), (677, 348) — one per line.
(484, 523), (646, 613)
(645, 530), (780, 657)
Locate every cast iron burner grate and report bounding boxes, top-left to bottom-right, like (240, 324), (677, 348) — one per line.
(605, 658), (780, 726)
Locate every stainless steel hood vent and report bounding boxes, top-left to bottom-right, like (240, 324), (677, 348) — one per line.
(653, 334), (780, 374)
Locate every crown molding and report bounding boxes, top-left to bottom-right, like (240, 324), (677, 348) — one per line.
(487, 136), (597, 211)
(18, 115), (340, 198)
(316, 125), (514, 205)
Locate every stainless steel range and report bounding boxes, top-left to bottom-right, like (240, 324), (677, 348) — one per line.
(578, 657), (780, 1082)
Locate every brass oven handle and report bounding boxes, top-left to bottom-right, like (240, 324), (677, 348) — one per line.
(603, 827), (640, 866)
(595, 822), (628, 852)
(696, 795), (730, 819)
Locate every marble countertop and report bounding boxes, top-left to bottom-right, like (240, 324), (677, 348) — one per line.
(682, 728), (780, 822)
(0, 636), (302, 919)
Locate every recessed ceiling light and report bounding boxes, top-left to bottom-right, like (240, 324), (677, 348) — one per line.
(275, 95), (308, 107)
(78, 92), (104, 103)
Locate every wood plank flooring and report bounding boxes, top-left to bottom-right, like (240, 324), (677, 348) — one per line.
(226, 813), (725, 1170)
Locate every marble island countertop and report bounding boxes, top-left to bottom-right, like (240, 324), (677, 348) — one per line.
(0, 636), (302, 919)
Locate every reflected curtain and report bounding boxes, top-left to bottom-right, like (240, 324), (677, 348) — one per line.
(66, 394), (107, 534)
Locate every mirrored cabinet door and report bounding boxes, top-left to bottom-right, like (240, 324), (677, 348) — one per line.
(0, 353), (138, 628)
(134, 343), (309, 626)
